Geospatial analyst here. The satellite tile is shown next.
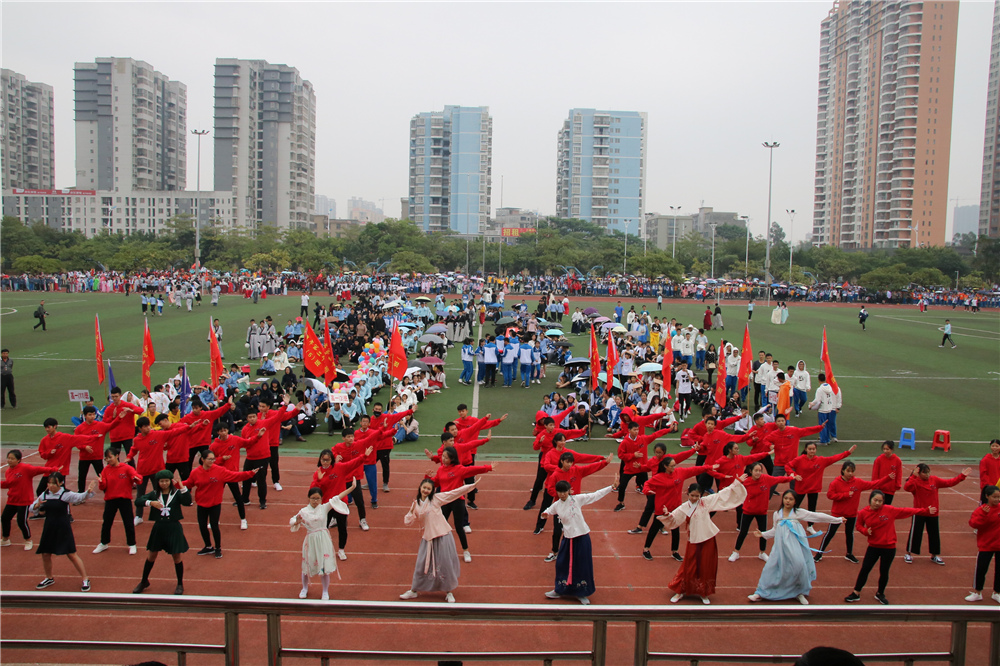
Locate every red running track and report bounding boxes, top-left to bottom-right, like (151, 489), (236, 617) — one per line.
(1, 457), (991, 665)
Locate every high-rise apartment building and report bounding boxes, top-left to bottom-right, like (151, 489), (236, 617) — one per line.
(979, 0), (1000, 238)
(213, 59), (316, 231)
(556, 109), (646, 233)
(2, 69), (55, 190)
(314, 194), (336, 219)
(812, 1), (958, 248)
(408, 106), (492, 234)
(74, 58), (186, 192)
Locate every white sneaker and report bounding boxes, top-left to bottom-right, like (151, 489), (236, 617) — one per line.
(129, 545), (137, 555)
(0, 538), (10, 547)
(993, 592), (1000, 604)
(93, 543), (110, 554)
(274, 483), (283, 492)
(700, 596), (711, 605)
(965, 592), (983, 602)
(23, 540), (32, 551)
(251, 482), (257, 487)
(134, 516), (143, 526)
(321, 592), (329, 601)
(240, 519), (248, 530)
(299, 588), (308, 599)
(337, 549), (346, 560)
(544, 590), (560, 599)
(758, 552), (769, 562)
(382, 484), (390, 493)
(463, 525), (472, 534)
(399, 590), (419, 599)
(728, 551), (740, 562)
(359, 519), (370, 531)
(805, 526), (817, 536)
(797, 594), (809, 605)
(670, 593), (683, 603)
(445, 592), (456, 603)
(748, 593), (761, 602)
(463, 550), (472, 563)
(361, 483), (368, 490)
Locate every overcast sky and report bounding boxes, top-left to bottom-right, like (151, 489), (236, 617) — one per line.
(2, 1), (993, 241)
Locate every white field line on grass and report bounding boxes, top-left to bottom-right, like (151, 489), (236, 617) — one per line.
(873, 314), (1000, 339)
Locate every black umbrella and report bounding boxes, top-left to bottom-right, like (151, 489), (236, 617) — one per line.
(554, 341), (573, 348)
(407, 360), (430, 372)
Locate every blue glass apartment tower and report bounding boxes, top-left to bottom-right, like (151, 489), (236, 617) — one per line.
(556, 109), (646, 233)
(408, 106), (492, 234)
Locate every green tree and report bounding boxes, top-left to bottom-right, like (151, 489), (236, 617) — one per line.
(858, 264), (912, 290)
(972, 237), (1000, 282)
(909, 267), (948, 288)
(390, 250), (435, 274)
(11, 255), (63, 274)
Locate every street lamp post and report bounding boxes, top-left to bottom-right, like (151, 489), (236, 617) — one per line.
(763, 141), (780, 306)
(786, 208), (796, 280)
(709, 222), (718, 279)
(191, 129), (209, 274)
(669, 205), (681, 259)
(740, 215), (750, 280)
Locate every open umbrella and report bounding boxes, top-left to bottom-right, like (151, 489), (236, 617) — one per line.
(563, 357), (591, 367)
(303, 378), (330, 395)
(419, 356), (445, 366)
(418, 333), (443, 343)
(397, 322), (420, 329)
(426, 324), (448, 334)
(611, 324), (628, 334)
(625, 330), (641, 338)
(554, 341), (573, 348)
(414, 296), (432, 302)
(497, 316), (517, 325)
(381, 300), (402, 309)
(583, 307), (599, 316)
(403, 366), (422, 377)
(407, 359), (430, 372)
(545, 329), (564, 336)
(600, 322), (617, 331)
(593, 316), (611, 323)
(570, 371), (622, 389)
(636, 362), (663, 373)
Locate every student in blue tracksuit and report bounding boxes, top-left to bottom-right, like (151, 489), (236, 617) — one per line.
(519, 337), (536, 388)
(502, 334), (519, 387)
(459, 338), (475, 385)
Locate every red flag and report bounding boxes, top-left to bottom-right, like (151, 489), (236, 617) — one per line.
(323, 318), (336, 385)
(141, 318), (155, 391)
(821, 327), (840, 395)
(660, 337), (672, 399)
(95, 314), (106, 385)
(737, 324), (753, 390)
(208, 317), (225, 388)
(588, 324), (601, 391)
(715, 340), (727, 407)
(388, 322), (407, 380)
(606, 330), (619, 393)
(303, 324), (329, 380)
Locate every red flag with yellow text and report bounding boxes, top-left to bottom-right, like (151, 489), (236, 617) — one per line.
(323, 318), (337, 385)
(95, 314), (106, 385)
(606, 331), (619, 393)
(588, 324), (601, 391)
(821, 327), (840, 395)
(388, 322), (407, 380)
(737, 324), (753, 390)
(303, 324), (330, 381)
(141, 318), (155, 391)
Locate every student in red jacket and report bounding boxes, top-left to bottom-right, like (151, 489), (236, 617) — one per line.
(903, 463), (971, 565)
(693, 415), (751, 493)
(871, 440), (903, 504)
(240, 405), (295, 510)
(614, 422), (672, 511)
(332, 429), (370, 531)
(34, 418), (100, 507)
(255, 401), (298, 495)
(102, 386), (144, 458)
(845, 490), (936, 605)
(640, 457), (717, 561)
(762, 415), (826, 483)
(730, 461), (797, 562)
(979, 440), (1000, 505)
(541, 451), (611, 563)
(787, 442), (856, 532)
(179, 397), (232, 468)
(525, 416), (586, 510)
(966, 485), (1000, 603)
(533, 433), (608, 535)
(73, 406), (116, 492)
(370, 402), (414, 493)
(628, 443), (698, 536)
(210, 423), (264, 530)
(131, 416), (191, 524)
(710, 441), (772, 527)
(181, 450), (256, 558)
(816, 461), (894, 563)
(312, 447), (369, 559)
(425, 447), (495, 563)
(1, 450), (58, 550)
(93, 448), (142, 556)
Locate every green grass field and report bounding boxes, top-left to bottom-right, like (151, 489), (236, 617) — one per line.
(1, 290), (997, 464)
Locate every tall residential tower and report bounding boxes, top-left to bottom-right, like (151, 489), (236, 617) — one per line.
(979, 0), (1000, 238)
(556, 109), (646, 233)
(73, 57), (186, 191)
(408, 106), (492, 234)
(811, 1), (958, 248)
(1, 69), (55, 190)
(213, 59), (316, 231)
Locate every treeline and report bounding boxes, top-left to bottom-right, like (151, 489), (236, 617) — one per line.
(3, 215), (998, 290)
